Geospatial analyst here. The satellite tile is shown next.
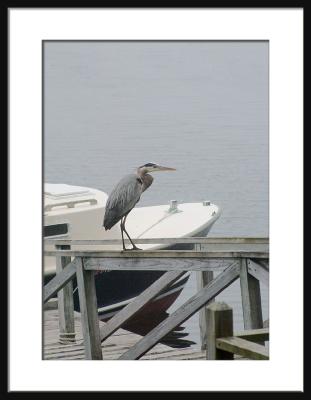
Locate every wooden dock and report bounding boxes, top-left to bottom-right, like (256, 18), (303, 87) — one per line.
(43, 237), (269, 360)
(44, 308), (206, 360)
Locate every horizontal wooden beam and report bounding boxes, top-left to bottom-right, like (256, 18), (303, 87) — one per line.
(45, 250), (269, 259)
(216, 337), (269, 360)
(84, 257), (241, 272)
(235, 328), (269, 342)
(45, 237), (269, 246)
(46, 244), (269, 254)
(43, 258), (77, 303)
(118, 262), (240, 359)
(100, 271), (186, 342)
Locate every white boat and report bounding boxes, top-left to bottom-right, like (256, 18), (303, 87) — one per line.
(44, 183), (221, 347)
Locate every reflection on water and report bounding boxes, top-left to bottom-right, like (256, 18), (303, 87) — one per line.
(44, 41), (269, 348)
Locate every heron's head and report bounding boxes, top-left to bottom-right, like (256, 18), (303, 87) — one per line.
(138, 163), (176, 174)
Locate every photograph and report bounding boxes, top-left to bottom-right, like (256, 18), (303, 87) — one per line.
(43, 40), (269, 361)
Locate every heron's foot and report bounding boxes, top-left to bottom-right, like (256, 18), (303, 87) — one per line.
(131, 245), (142, 251)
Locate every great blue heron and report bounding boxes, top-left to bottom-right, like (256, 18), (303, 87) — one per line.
(103, 163), (176, 250)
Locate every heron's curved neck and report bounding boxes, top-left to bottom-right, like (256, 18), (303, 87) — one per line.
(137, 168), (153, 192)
(136, 167), (148, 178)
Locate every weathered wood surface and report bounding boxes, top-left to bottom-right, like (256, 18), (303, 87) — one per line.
(43, 310), (256, 361)
(84, 256), (247, 272)
(235, 328), (269, 342)
(198, 244), (268, 252)
(247, 259), (269, 287)
(42, 237), (269, 361)
(76, 259), (102, 360)
(216, 337), (269, 360)
(43, 258), (77, 302)
(56, 247), (75, 343)
(44, 298), (58, 310)
(100, 270), (186, 342)
(252, 258), (269, 270)
(43, 310), (207, 360)
(196, 244), (215, 350)
(240, 259), (263, 331)
(119, 262), (240, 359)
(45, 250), (269, 259)
(206, 302), (234, 360)
(197, 272), (214, 350)
(45, 237), (269, 246)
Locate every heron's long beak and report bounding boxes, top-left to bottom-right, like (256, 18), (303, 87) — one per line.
(156, 165), (176, 172)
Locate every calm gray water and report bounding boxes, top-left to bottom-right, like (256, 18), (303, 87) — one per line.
(44, 41), (269, 348)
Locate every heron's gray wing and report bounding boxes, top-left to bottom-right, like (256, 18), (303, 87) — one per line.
(103, 174), (143, 229)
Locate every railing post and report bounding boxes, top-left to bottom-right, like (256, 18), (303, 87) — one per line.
(206, 302), (234, 360)
(195, 243), (215, 350)
(76, 257), (102, 360)
(240, 258), (263, 330)
(56, 245), (75, 344)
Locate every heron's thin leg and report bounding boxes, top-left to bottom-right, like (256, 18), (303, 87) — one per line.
(123, 214), (141, 250)
(120, 217), (126, 251)
(123, 227), (139, 250)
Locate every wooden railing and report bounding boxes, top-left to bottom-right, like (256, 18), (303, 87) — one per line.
(206, 302), (269, 360)
(43, 237), (269, 359)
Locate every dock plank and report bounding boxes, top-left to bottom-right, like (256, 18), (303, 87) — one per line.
(43, 309), (251, 361)
(43, 309), (203, 360)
